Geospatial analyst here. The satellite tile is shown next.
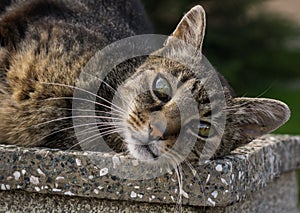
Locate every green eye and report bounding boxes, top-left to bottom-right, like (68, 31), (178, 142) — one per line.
(152, 75), (172, 102)
(190, 120), (211, 138)
(198, 121), (211, 138)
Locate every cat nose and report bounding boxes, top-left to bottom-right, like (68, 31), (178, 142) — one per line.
(149, 123), (164, 140)
(149, 111), (167, 141)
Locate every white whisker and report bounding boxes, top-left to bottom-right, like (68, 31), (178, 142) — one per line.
(34, 115), (123, 128)
(81, 127), (124, 141)
(81, 71), (135, 112)
(44, 106), (123, 118)
(36, 121), (120, 143)
(41, 82), (127, 114)
(167, 148), (207, 211)
(40, 96), (126, 116)
(68, 128), (125, 150)
(75, 126), (119, 138)
(163, 153), (183, 213)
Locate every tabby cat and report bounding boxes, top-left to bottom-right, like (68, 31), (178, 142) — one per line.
(0, 0), (290, 163)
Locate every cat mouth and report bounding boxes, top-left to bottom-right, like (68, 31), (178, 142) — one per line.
(128, 135), (170, 160)
(139, 144), (159, 159)
(132, 135), (166, 144)
(127, 143), (161, 161)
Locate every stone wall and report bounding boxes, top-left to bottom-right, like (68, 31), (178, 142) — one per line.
(0, 135), (299, 212)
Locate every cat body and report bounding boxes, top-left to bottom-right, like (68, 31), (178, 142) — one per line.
(0, 1), (290, 162)
(0, 0), (151, 149)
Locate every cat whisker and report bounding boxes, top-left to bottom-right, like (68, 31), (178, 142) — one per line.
(43, 106), (124, 118)
(63, 125), (122, 143)
(76, 125), (120, 138)
(240, 84), (273, 100)
(41, 82), (127, 114)
(68, 128), (125, 150)
(162, 153), (184, 212)
(7, 109), (121, 138)
(81, 71), (135, 112)
(175, 164), (184, 213)
(166, 149), (207, 210)
(34, 115), (123, 129)
(166, 148), (208, 213)
(182, 159), (206, 199)
(0, 105), (110, 117)
(74, 122), (122, 135)
(9, 115), (123, 142)
(164, 149), (185, 166)
(39, 96), (126, 116)
(40, 121), (121, 143)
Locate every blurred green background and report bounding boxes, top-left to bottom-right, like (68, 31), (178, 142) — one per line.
(142, 0), (300, 204)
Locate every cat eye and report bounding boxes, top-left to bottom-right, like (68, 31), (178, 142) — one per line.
(190, 120), (211, 138)
(198, 121), (211, 138)
(152, 75), (172, 102)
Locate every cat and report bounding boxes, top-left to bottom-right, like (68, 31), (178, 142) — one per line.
(0, 1), (290, 164)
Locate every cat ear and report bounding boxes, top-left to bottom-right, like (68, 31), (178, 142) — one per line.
(228, 98), (290, 141)
(165, 5), (206, 52)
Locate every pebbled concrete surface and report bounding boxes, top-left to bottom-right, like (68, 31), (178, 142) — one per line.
(0, 135), (299, 211)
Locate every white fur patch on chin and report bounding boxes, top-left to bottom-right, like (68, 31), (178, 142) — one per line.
(127, 143), (154, 161)
(126, 141), (162, 161)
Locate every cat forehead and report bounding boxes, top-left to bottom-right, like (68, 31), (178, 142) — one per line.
(137, 56), (196, 79)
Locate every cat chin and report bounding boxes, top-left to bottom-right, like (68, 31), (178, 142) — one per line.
(126, 141), (163, 161)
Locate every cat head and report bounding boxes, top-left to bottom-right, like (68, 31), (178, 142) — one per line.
(118, 6), (290, 162)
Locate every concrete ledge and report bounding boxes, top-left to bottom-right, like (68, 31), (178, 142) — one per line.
(0, 135), (300, 211)
(0, 172), (297, 212)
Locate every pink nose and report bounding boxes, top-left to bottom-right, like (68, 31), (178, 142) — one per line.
(149, 111), (167, 140)
(149, 123), (164, 140)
